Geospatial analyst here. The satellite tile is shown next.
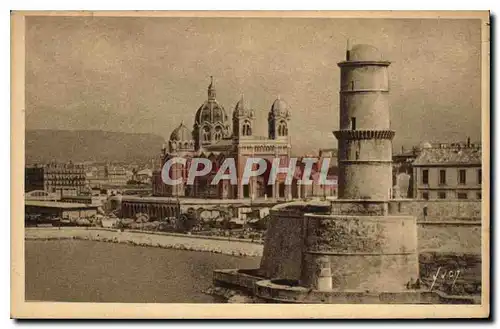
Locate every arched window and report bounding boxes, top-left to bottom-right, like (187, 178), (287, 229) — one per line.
(278, 121), (287, 136)
(214, 127), (223, 141)
(242, 121), (252, 136)
(202, 127), (211, 141)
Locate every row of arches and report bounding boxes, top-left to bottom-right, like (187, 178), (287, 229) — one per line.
(169, 140), (195, 151)
(191, 119), (289, 145)
(121, 202), (179, 220)
(201, 125), (224, 142)
(269, 120), (289, 138)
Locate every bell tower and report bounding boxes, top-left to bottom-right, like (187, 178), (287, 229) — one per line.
(268, 96), (291, 140)
(232, 95), (254, 141)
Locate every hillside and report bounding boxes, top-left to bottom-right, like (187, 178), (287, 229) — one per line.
(25, 130), (165, 164)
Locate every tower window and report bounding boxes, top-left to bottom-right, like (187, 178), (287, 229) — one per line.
(477, 169), (482, 184)
(242, 121), (252, 136)
(438, 191), (446, 199)
(278, 121), (288, 136)
(351, 117), (356, 130)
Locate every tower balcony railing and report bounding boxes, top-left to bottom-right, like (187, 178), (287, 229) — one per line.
(333, 130), (395, 140)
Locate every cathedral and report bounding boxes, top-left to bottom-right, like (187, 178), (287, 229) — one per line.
(152, 77), (294, 200)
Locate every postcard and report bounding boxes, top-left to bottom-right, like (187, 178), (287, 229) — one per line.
(11, 10), (490, 319)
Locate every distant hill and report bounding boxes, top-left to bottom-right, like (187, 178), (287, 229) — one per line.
(25, 130), (165, 164)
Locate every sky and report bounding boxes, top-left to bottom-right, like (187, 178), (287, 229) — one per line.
(25, 16), (482, 155)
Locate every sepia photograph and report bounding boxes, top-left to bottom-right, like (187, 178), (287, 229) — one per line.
(10, 10), (490, 319)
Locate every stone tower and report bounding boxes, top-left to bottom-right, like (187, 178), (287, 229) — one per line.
(215, 43), (468, 303)
(334, 44), (394, 200)
(268, 97), (291, 140)
(232, 95), (255, 141)
(298, 44), (419, 295)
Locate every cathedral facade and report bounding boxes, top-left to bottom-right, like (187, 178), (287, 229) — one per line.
(152, 78), (294, 200)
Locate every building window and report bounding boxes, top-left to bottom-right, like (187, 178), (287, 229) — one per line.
(351, 117), (356, 130)
(478, 169), (482, 184)
(457, 192), (468, 200)
(438, 191), (446, 199)
(214, 127), (223, 141)
(277, 121), (288, 136)
(477, 192), (482, 199)
(459, 169), (466, 185)
(422, 192), (429, 200)
(242, 121), (252, 136)
(202, 127), (210, 141)
(439, 170), (446, 185)
(422, 169), (429, 184)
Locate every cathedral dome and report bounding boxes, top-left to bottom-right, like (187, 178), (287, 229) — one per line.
(195, 76), (229, 126)
(349, 44), (383, 61)
(195, 101), (228, 125)
(170, 122), (192, 142)
(270, 97), (290, 117)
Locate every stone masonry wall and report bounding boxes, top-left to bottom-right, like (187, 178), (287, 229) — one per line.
(258, 211), (305, 280)
(388, 200), (481, 222)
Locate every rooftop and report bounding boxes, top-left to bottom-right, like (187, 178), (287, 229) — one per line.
(116, 195), (282, 205)
(413, 147), (482, 166)
(348, 44), (383, 61)
(25, 200), (99, 209)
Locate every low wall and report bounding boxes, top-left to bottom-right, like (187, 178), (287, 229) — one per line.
(388, 199), (481, 222)
(418, 222), (482, 254)
(25, 227), (264, 257)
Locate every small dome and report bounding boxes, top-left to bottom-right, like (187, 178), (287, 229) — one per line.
(170, 122), (192, 141)
(233, 95), (253, 119)
(349, 44), (383, 61)
(270, 97), (290, 116)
